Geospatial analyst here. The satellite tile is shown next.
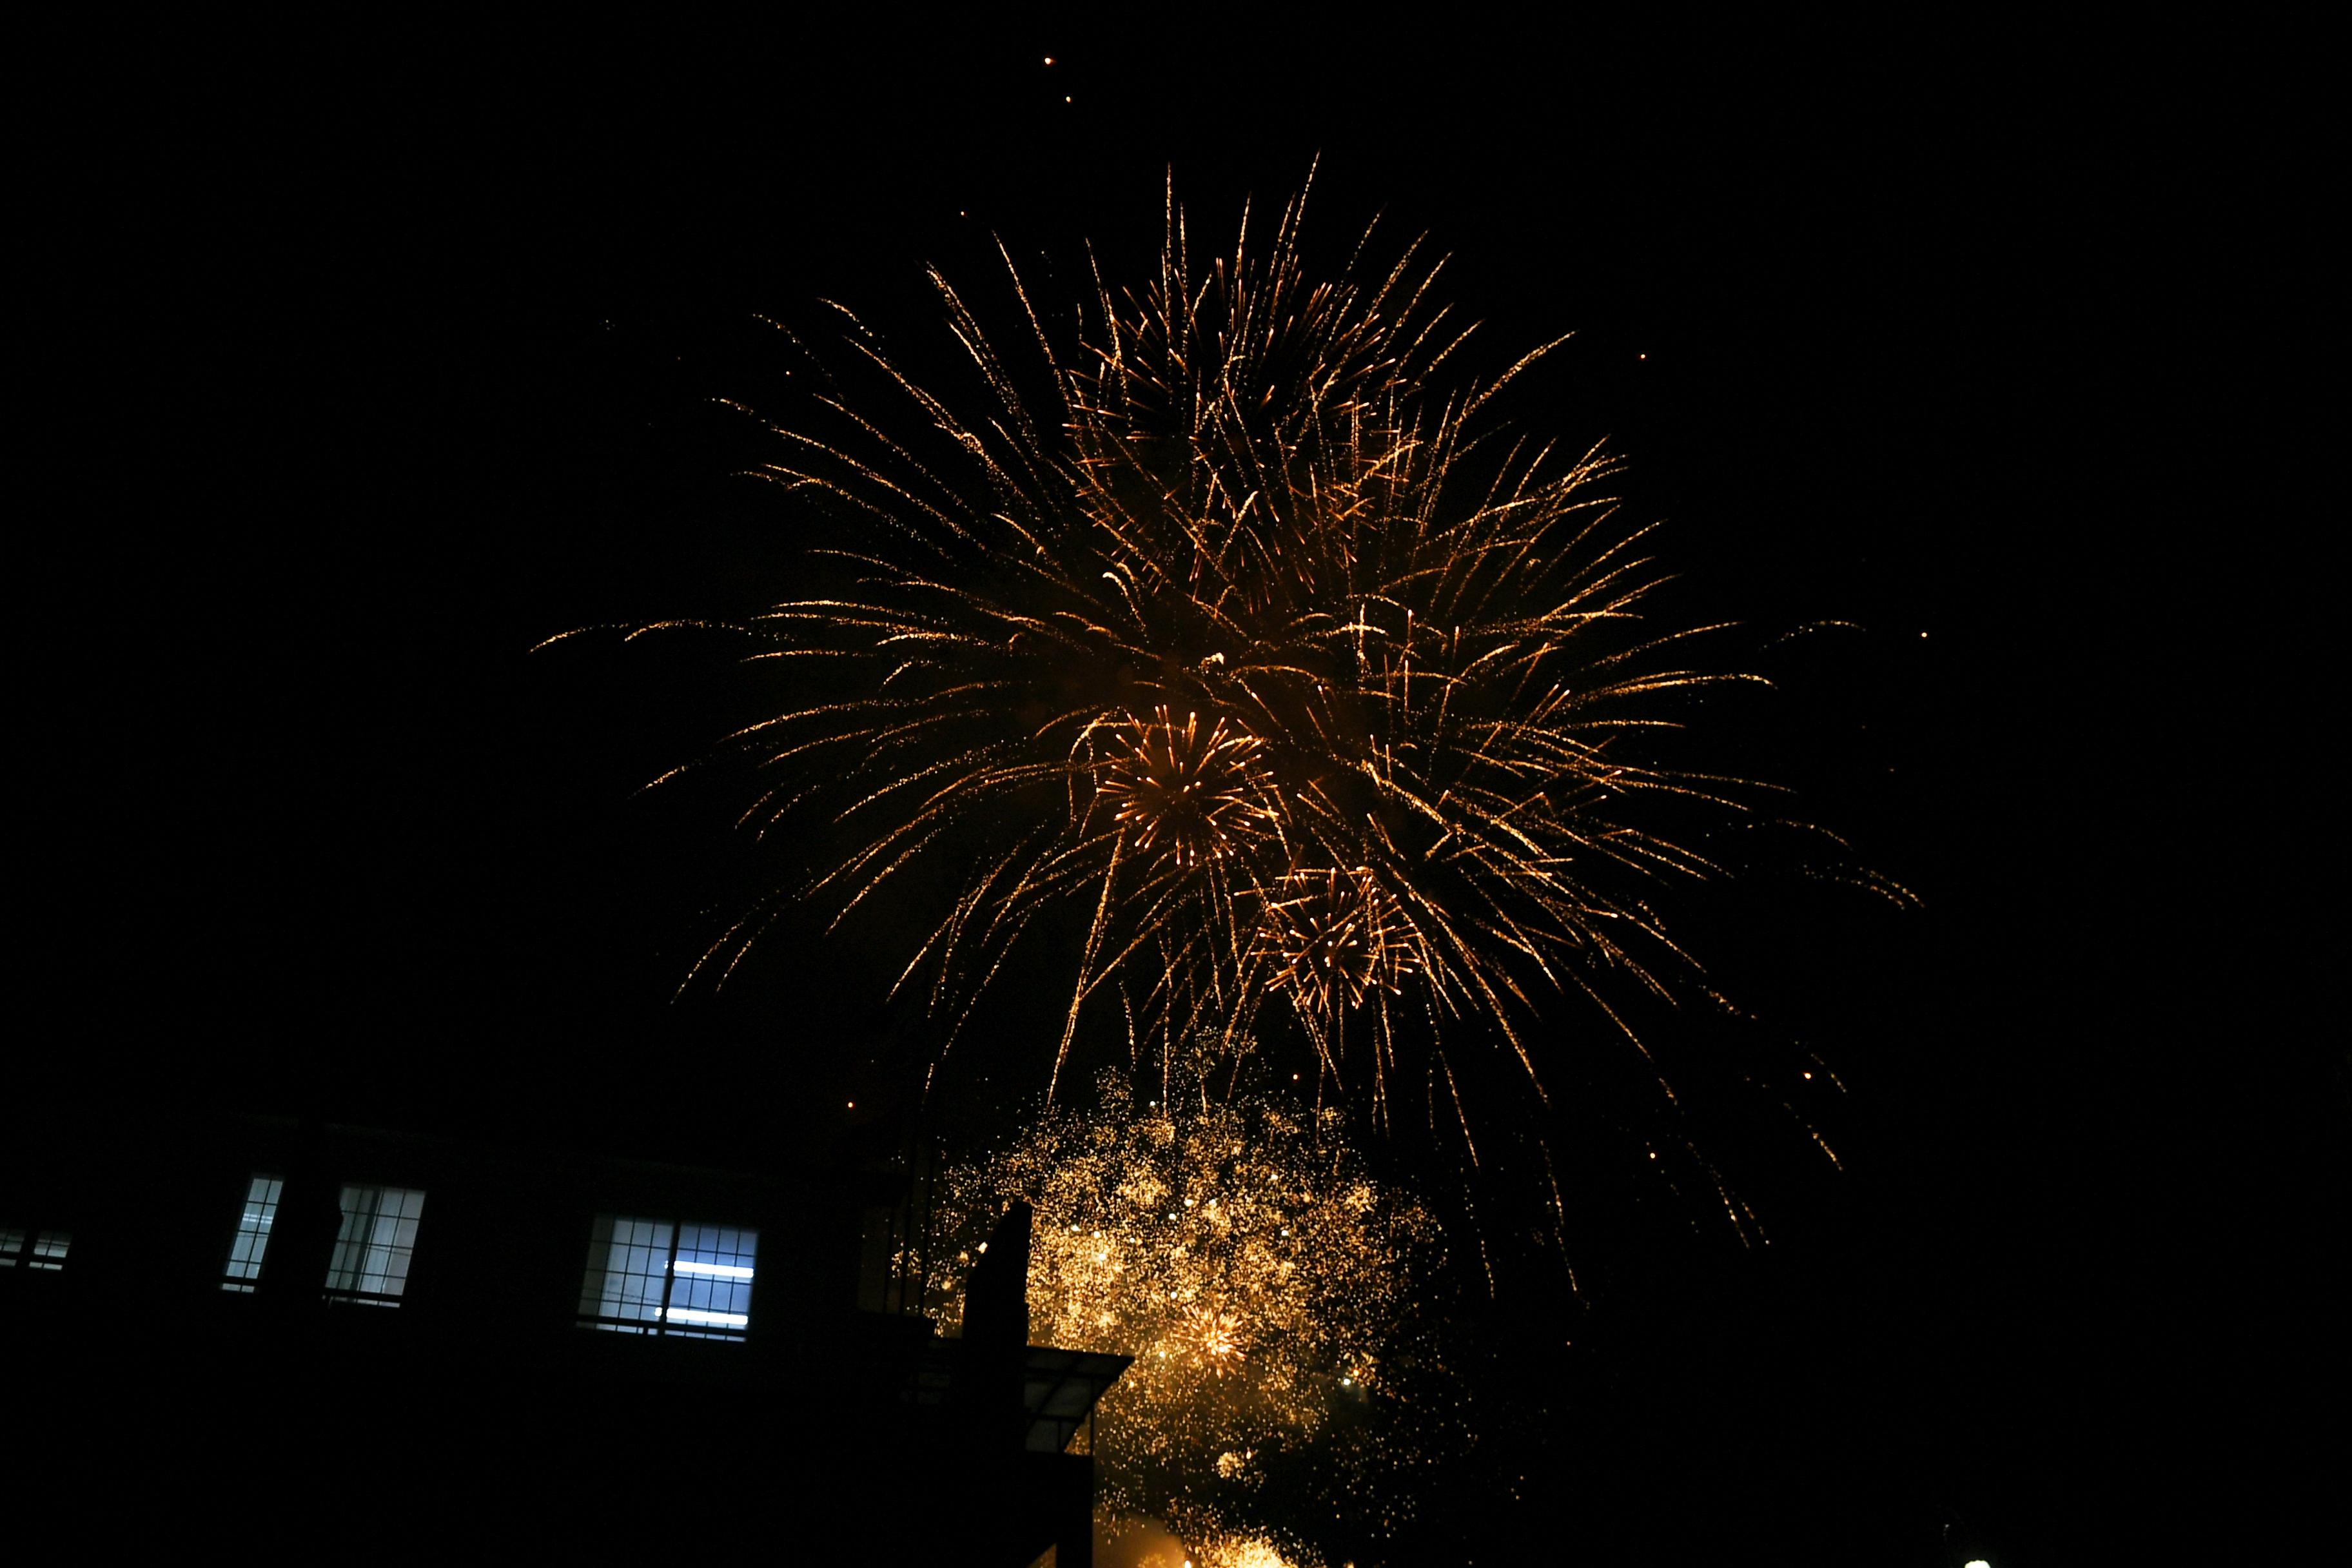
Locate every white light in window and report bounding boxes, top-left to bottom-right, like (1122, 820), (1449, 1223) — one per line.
(225, 1175), (284, 1284)
(664, 1307), (750, 1328)
(672, 1260), (756, 1279)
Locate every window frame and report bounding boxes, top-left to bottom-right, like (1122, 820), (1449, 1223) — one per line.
(320, 1183), (429, 1308)
(576, 1213), (759, 1342)
(0, 1226), (72, 1272)
(219, 1173), (285, 1294)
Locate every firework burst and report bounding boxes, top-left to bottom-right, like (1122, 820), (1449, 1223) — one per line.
(1097, 707), (1280, 870)
(1255, 865), (1424, 1023)
(592, 172), (1816, 1133)
(930, 1064), (1454, 1554)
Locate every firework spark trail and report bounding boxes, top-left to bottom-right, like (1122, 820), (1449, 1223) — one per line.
(629, 173), (1846, 1130)
(929, 1064), (1453, 1556)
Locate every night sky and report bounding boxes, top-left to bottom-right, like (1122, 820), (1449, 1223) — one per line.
(25, 27), (2334, 1565)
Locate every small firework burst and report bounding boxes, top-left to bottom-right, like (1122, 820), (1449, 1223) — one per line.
(1095, 707), (1280, 869)
(1254, 865), (1424, 1023)
(1187, 1302), (1250, 1371)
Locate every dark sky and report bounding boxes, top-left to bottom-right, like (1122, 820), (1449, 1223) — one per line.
(25, 26), (2332, 1564)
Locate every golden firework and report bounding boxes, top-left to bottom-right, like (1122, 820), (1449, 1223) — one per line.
(1254, 865), (1422, 1021)
(574, 172), (1906, 1139)
(1186, 1303), (1249, 1372)
(1096, 708), (1279, 869)
(932, 1066), (1451, 1553)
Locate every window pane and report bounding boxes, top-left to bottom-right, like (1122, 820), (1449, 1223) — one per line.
(579, 1214), (671, 1328)
(669, 1224), (756, 1338)
(578, 1216), (756, 1338)
(223, 1175), (284, 1286)
(323, 1186), (427, 1301)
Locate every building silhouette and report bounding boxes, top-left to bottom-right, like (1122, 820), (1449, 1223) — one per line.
(4, 1105), (1125, 1561)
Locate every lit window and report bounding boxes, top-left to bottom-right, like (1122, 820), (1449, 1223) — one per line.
(0, 1226), (71, 1271)
(220, 1175), (284, 1293)
(322, 1185), (427, 1306)
(578, 1215), (757, 1340)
